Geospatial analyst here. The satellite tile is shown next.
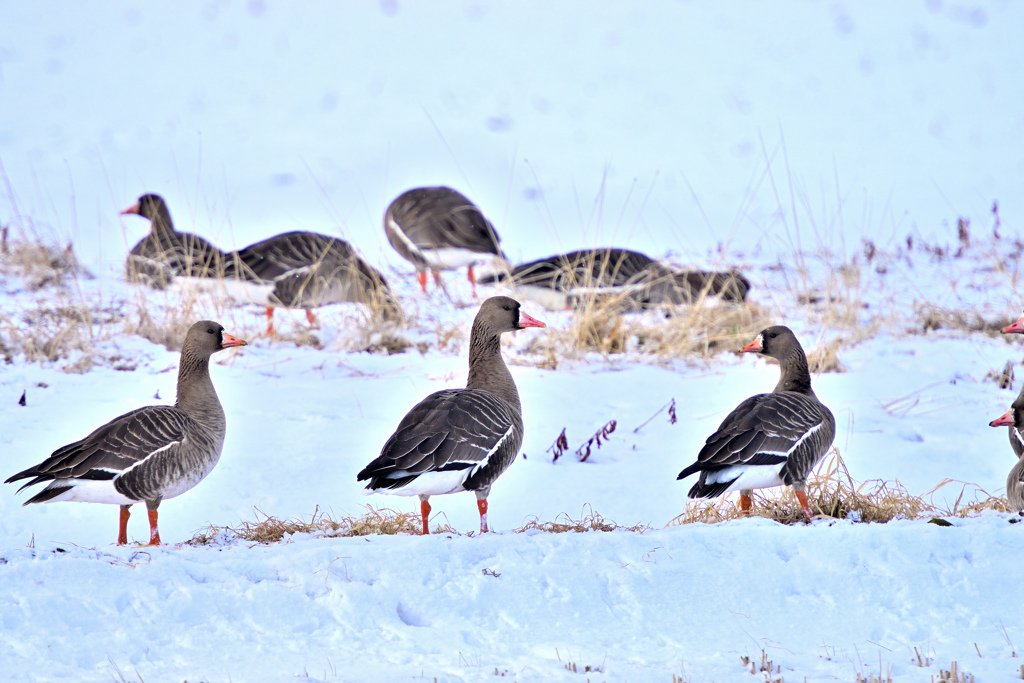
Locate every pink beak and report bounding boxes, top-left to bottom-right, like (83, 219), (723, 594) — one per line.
(740, 335), (763, 353)
(220, 332), (248, 349)
(120, 202), (141, 216)
(1003, 316), (1024, 334)
(990, 409), (1015, 427)
(518, 311), (546, 329)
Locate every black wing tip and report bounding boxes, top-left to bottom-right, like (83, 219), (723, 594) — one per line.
(677, 463), (701, 480)
(23, 485), (71, 505)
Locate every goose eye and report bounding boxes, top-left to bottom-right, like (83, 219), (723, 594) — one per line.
(769, 332), (778, 338)
(207, 327), (215, 334)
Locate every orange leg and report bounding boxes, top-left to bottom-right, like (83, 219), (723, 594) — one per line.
(117, 505), (130, 546)
(146, 509), (162, 546)
(431, 269), (443, 287)
(420, 499), (431, 535)
(739, 492), (752, 514)
(416, 271), (429, 293)
(467, 265), (478, 298)
(305, 309), (318, 326)
(795, 490), (813, 523)
(477, 498), (489, 533)
(265, 306), (276, 336)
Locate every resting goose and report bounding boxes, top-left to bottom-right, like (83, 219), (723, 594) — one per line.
(384, 186), (505, 296)
(476, 248), (750, 311)
(121, 194), (229, 287)
(357, 296), (545, 534)
(5, 321), (246, 545)
(229, 231), (402, 335)
(677, 326), (835, 522)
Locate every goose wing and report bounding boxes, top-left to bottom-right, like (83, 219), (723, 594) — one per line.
(357, 389), (520, 493)
(6, 405), (192, 502)
(678, 392), (833, 485)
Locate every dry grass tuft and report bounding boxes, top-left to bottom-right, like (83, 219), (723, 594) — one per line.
(933, 661), (974, 683)
(188, 505), (422, 545)
(0, 232), (91, 291)
(669, 452), (1014, 526)
(807, 338), (846, 374)
(515, 507), (652, 534)
(915, 304), (1007, 336)
(530, 293), (772, 361)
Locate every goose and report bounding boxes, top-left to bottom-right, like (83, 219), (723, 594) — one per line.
(121, 194), (229, 288)
(677, 326), (835, 522)
(5, 321), (247, 545)
(987, 394), (1024, 513)
(989, 311), (1024, 512)
(228, 231), (402, 335)
(476, 247), (749, 311)
(357, 296), (545, 534)
(384, 186), (505, 296)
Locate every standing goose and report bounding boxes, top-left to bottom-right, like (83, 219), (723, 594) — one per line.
(677, 326), (835, 522)
(476, 247), (750, 311)
(384, 186), (505, 296)
(987, 393), (1024, 513)
(228, 231), (402, 335)
(121, 194), (229, 287)
(988, 309), (1024, 512)
(357, 296), (545, 534)
(5, 321), (247, 545)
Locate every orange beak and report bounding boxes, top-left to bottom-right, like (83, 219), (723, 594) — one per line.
(740, 335), (763, 353)
(518, 311), (546, 329)
(1003, 315), (1024, 334)
(990, 409), (1015, 427)
(221, 332), (248, 349)
(120, 202), (140, 216)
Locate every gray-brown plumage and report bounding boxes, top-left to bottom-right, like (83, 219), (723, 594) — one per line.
(677, 325), (835, 522)
(988, 389), (1024, 513)
(5, 321), (247, 545)
(384, 186), (505, 294)
(989, 312), (1024, 512)
(357, 296), (545, 534)
(229, 231), (402, 333)
(121, 194), (229, 287)
(476, 247), (749, 311)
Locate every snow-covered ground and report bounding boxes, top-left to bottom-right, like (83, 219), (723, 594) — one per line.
(3, 2), (1024, 682)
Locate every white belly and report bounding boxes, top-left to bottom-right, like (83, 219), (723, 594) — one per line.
(370, 469), (471, 497)
(706, 462), (786, 492)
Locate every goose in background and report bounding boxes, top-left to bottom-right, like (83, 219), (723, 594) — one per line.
(121, 194), (229, 288)
(384, 186), (505, 296)
(229, 231), (402, 335)
(476, 247), (749, 311)
(357, 296), (545, 534)
(678, 326), (835, 522)
(6, 321), (247, 545)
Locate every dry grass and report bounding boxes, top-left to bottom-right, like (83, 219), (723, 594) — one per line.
(515, 507), (652, 534)
(669, 452), (1013, 527)
(188, 505), (423, 545)
(932, 662), (974, 683)
(807, 337), (846, 373)
(530, 292), (772, 361)
(915, 303), (1007, 336)
(187, 504), (653, 545)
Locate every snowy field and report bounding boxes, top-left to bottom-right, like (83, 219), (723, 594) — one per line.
(3, 2), (1024, 682)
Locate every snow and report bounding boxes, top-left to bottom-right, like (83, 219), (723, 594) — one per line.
(3, 2), (1024, 681)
